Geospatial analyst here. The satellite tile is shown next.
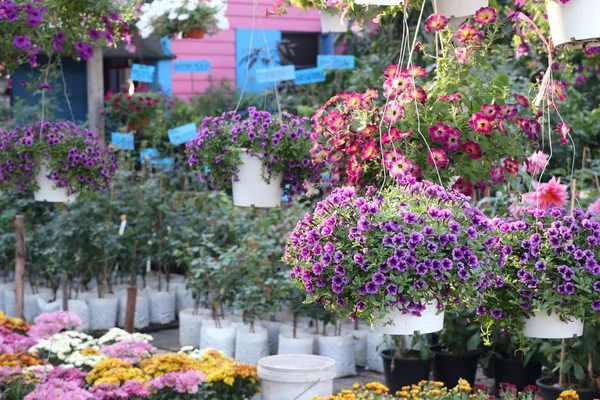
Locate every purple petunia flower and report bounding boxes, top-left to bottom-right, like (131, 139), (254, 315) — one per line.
(372, 272), (386, 286)
(356, 301), (366, 311)
(535, 260), (547, 271)
(365, 281), (378, 294)
(594, 281), (600, 292)
(386, 284), (398, 295)
(13, 35), (31, 50)
(491, 309), (504, 320)
(592, 300), (600, 312)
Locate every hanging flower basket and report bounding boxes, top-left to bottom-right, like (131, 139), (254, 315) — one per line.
(522, 311), (584, 339)
(320, 12), (348, 33)
(546, 0), (600, 50)
(34, 163), (77, 203)
(371, 302), (445, 335)
(232, 150), (283, 208)
(182, 28), (205, 39)
(354, 0), (404, 6)
(433, 0), (489, 18)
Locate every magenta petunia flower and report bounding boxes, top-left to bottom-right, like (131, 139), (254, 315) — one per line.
(382, 101), (404, 124)
(513, 93), (530, 109)
(480, 103), (500, 120)
(503, 157), (519, 174)
(469, 113), (494, 134)
(474, 6), (497, 25)
(427, 148), (449, 168)
(428, 122), (451, 143)
(461, 140), (483, 160)
(557, 121), (570, 144)
(12, 35), (31, 50)
(455, 24), (482, 43)
(425, 13), (448, 33)
(490, 164), (505, 184)
(443, 129), (461, 152)
(452, 177), (473, 197)
(455, 47), (472, 63)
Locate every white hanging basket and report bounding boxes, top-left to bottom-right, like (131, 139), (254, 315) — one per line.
(523, 311), (584, 339)
(371, 302), (444, 335)
(355, 0), (404, 5)
(34, 164), (76, 203)
(320, 12), (348, 33)
(433, 0), (489, 18)
(547, 0), (600, 50)
(232, 150), (283, 208)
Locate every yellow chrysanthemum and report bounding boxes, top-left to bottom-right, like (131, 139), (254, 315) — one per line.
(559, 390), (580, 400)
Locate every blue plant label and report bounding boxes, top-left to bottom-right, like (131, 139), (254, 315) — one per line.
(160, 37), (172, 56)
(317, 55), (355, 70)
(152, 157), (174, 172)
(295, 68), (326, 85)
(168, 123), (197, 146)
(130, 64), (156, 83)
(111, 133), (135, 151)
(140, 148), (159, 164)
(255, 65), (296, 83)
(174, 60), (211, 73)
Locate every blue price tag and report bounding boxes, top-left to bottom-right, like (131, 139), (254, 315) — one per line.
(255, 65), (296, 83)
(160, 36), (172, 56)
(111, 133), (135, 151)
(317, 55), (355, 70)
(140, 148), (159, 164)
(130, 64), (156, 83)
(152, 157), (174, 172)
(174, 60), (211, 73)
(168, 123), (197, 146)
(295, 68), (326, 85)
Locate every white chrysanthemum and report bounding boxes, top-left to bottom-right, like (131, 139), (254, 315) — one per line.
(178, 13), (190, 20)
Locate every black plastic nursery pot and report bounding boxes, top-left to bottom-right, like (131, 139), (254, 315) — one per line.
(381, 350), (432, 393)
(493, 357), (542, 392)
(536, 377), (599, 400)
(430, 345), (480, 387)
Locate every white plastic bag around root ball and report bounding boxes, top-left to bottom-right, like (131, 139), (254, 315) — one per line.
(147, 290), (176, 325)
(24, 291), (53, 322)
(277, 331), (314, 355)
(67, 300), (90, 331)
(317, 335), (357, 378)
(200, 319), (236, 358)
(37, 297), (61, 314)
(343, 328), (368, 367)
(235, 325), (269, 364)
(174, 285), (196, 314)
(117, 294), (150, 330)
(179, 308), (211, 348)
(87, 297), (119, 331)
(259, 320), (281, 355)
(364, 330), (392, 373)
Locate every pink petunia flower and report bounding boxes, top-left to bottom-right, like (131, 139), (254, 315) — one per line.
(428, 122), (452, 143)
(490, 164), (505, 184)
(455, 47), (473, 63)
(513, 93), (530, 109)
(443, 129), (461, 152)
(382, 101), (404, 124)
(461, 140), (483, 160)
(452, 177), (473, 197)
(480, 103), (500, 120)
(455, 24), (483, 43)
(427, 148), (449, 168)
(503, 157), (519, 174)
(557, 121), (570, 144)
(522, 177), (568, 210)
(474, 6), (497, 25)
(425, 13), (448, 33)
(469, 113), (494, 134)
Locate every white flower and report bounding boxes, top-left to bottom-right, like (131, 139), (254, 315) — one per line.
(168, 11), (178, 20)
(178, 13), (190, 20)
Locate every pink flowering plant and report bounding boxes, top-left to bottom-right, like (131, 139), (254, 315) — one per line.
(146, 370), (206, 399)
(0, 0), (138, 76)
(99, 340), (155, 365)
(284, 175), (501, 325)
(311, 6), (539, 196)
(476, 206), (600, 345)
(0, 121), (117, 196)
(186, 108), (324, 199)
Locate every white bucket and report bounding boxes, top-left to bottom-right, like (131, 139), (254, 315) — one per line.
(277, 331), (314, 355)
(343, 329), (368, 367)
(372, 302), (444, 335)
(433, 0), (489, 18)
(68, 299), (90, 331)
(316, 335), (356, 378)
(179, 308), (211, 348)
(547, 0), (600, 50)
(232, 151), (283, 208)
(117, 294), (150, 330)
(258, 354), (336, 400)
(34, 164), (76, 203)
(523, 311), (584, 339)
(87, 297), (118, 331)
(236, 325), (270, 364)
(320, 12), (348, 33)
(147, 290), (176, 325)
(200, 319), (236, 357)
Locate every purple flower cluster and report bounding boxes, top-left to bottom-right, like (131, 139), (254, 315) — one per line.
(0, 122), (117, 195)
(285, 175), (499, 323)
(186, 107), (323, 199)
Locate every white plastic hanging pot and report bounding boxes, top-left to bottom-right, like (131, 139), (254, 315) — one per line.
(355, 0), (404, 5)
(371, 302), (444, 335)
(316, 335), (356, 378)
(433, 0), (489, 18)
(258, 354), (337, 400)
(523, 311), (584, 339)
(34, 164), (76, 203)
(320, 12), (348, 33)
(547, 0), (600, 50)
(232, 150), (283, 208)
(235, 325), (270, 364)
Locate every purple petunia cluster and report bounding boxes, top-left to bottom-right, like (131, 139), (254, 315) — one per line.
(186, 107), (323, 199)
(284, 175), (501, 324)
(0, 121), (117, 195)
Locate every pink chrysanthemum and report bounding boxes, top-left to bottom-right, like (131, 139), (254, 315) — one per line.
(427, 148), (449, 168)
(588, 198), (600, 215)
(425, 13), (448, 33)
(522, 177), (568, 210)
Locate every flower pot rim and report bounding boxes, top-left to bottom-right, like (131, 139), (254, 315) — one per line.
(536, 377), (599, 393)
(380, 349), (431, 361)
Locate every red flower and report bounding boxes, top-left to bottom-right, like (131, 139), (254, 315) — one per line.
(462, 140), (483, 159)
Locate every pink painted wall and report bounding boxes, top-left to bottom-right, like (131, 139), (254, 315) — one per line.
(171, 1), (321, 99)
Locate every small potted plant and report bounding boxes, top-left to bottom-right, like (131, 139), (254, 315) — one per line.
(285, 175), (501, 335)
(545, 0), (600, 50)
(0, 121), (117, 202)
(104, 89), (173, 133)
(431, 307), (482, 386)
(380, 334), (432, 393)
(136, 0), (229, 39)
(187, 108), (323, 208)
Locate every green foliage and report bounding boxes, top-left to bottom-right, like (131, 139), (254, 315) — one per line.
(436, 308), (481, 356)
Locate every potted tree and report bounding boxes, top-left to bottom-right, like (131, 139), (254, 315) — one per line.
(284, 176), (501, 335)
(431, 307), (482, 386)
(381, 334), (432, 393)
(186, 108), (323, 208)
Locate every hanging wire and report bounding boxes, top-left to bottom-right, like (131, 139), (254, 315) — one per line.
(259, 18), (283, 123)
(234, 0), (259, 115)
(57, 57), (76, 123)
